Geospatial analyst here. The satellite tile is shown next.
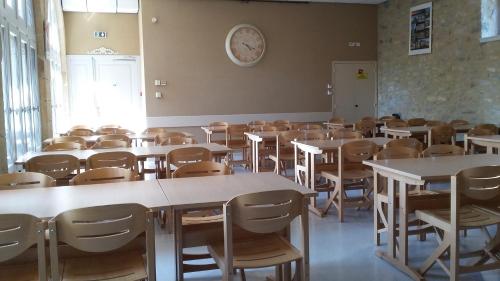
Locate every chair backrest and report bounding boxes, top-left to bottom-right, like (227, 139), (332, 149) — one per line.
(273, 124), (291, 131)
(92, 139), (130, 149)
(209, 121), (228, 128)
(70, 125), (92, 131)
(467, 127), (494, 137)
(375, 147), (420, 160)
(159, 135), (196, 146)
(52, 136), (87, 148)
(340, 140), (378, 164)
(226, 190), (304, 234)
(302, 124), (323, 130)
(155, 131), (189, 145)
(26, 155), (80, 179)
(475, 123), (498, 135)
(172, 161), (230, 178)
(0, 214), (45, 263)
(330, 128), (362, 139)
(259, 125), (277, 132)
(143, 127), (169, 134)
(96, 134), (131, 144)
(379, 115), (396, 122)
(273, 120), (290, 126)
(86, 151), (138, 171)
(456, 166), (500, 203)
(49, 204), (149, 253)
(277, 130), (303, 148)
(226, 124), (249, 143)
(328, 116), (345, 124)
(70, 167), (137, 185)
(68, 128), (94, 136)
(248, 120), (266, 126)
(386, 119), (408, 128)
(355, 120), (376, 137)
(361, 116), (377, 122)
(407, 118), (427, 126)
(423, 144), (465, 158)
(426, 120), (445, 127)
(385, 138), (424, 152)
(449, 119), (469, 126)
(0, 172), (56, 189)
(302, 130), (326, 141)
(166, 147), (212, 177)
(43, 142), (81, 151)
(430, 124), (455, 145)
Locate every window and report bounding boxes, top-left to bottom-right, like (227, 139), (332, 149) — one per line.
(482, 0), (500, 41)
(17, 0), (25, 19)
(6, 0), (15, 8)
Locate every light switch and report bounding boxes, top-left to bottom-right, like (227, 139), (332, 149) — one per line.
(155, 91), (162, 99)
(154, 80), (161, 86)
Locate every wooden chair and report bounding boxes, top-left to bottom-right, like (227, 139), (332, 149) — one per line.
(320, 140), (378, 222)
(25, 155), (80, 185)
(384, 138), (424, 152)
(373, 147), (448, 245)
(143, 127), (169, 134)
(52, 136), (87, 148)
(415, 166), (500, 280)
(354, 119), (377, 137)
(92, 139), (129, 149)
(0, 172), (56, 189)
(208, 122), (229, 144)
(158, 135), (196, 146)
(273, 120), (290, 126)
(226, 124), (251, 169)
(95, 124), (122, 135)
(172, 161), (230, 276)
(69, 125), (92, 131)
(361, 116), (377, 122)
(467, 128), (495, 153)
(96, 134), (132, 146)
(208, 190), (307, 281)
(386, 119), (409, 128)
(423, 145), (464, 158)
(328, 116), (345, 124)
(43, 142), (81, 151)
(407, 118), (427, 126)
(426, 120), (445, 127)
(379, 115), (396, 122)
(475, 123), (498, 135)
(449, 119), (468, 126)
(259, 125), (277, 132)
(248, 120), (266, 127)
(0, 214), (47, 281)
(165, 147), (212, 178)
(70, 167), (138, 185)
(68, 128), (93, 136)
(429, 124), (456, 145)
(48, 204), (156, 281)
(330, 128), (362, 140)
(86, 151), (138, 172)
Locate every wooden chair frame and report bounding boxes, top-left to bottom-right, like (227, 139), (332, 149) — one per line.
(70, 167), (138, 185)
(0, 172), (56, 189)
(52, 136), (87, 149)
(165, 147), (212, 178)
(91, 139), (130, 149)
(86, 151), (139, 172)
(25, 155), (80, 184)
(43, 142), (81, 151)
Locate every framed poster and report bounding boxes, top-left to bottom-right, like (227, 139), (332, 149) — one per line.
(409, 2), (432, 55)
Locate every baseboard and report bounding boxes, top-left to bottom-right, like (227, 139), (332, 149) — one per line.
(146, 112), (331, 127)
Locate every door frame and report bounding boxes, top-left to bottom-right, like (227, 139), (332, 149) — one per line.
(331, 60), (378, 118)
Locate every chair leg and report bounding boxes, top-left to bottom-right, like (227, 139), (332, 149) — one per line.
(240, 269), (246, 281)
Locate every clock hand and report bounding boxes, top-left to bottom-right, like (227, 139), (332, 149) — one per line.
(242, 42), (255, 51)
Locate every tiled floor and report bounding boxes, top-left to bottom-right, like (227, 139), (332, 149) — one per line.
(153, 167), (500, 281)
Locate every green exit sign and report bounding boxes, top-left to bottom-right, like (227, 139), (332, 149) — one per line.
(94, 31), (107, 39)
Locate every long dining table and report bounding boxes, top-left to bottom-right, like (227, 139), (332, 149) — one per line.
(43, 132), (195, 147)
(362, 153), (500, 281)
(158, 172), (316, 281)
(381, 124), (474, 144)
(292, 137), (392, 217)
(15, 143), (232, 166)
(465, 134), (500, 154)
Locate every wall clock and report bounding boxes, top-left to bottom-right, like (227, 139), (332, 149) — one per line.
(225, 24), (266, 67)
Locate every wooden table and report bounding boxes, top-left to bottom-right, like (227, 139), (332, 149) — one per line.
(158, 172), (316, 281)
(465, 134), (500, 154)
(0, 180), (168, 219)
(363, 154), (500, 280)
(16, 143), (232, 166)
(381, 124), (473, 144)
(44, 132), (194, 147)
(292, 137), (391, 217)
(245, 130), (329, 173)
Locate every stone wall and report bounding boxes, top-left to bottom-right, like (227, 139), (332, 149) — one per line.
(378, 0), (500, 123)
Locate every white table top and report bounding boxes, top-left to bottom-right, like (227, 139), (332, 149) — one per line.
(159, 172), (316, 210)
(381, 124), (473, 134)
(363, 154), (500, 181)
(245, 129), (329, 141)
(44, 132), (195, 145)
(467, 135), (500, 143)
(16, 143), (232, 165)
(292, 137), (391, 152)
(0, 180), (169, 219)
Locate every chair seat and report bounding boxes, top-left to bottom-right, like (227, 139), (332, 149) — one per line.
(416, 205), (500, 231)
(0, 262), (38, 281)
(209, 234), (302, 269)
(60, 251), (146, 281)
(321, 169), (373, 181)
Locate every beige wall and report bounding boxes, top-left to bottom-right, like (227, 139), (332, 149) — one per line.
(378, 0), (500, 123)
(140, 0), (377, 117)
(64, 12), (140, 55)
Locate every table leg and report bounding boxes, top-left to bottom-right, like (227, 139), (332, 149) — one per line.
(399, 180), (409, 265)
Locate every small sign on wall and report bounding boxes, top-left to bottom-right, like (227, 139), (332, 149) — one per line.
(94, 31), (107, 39)
(357, 69), (368, 80)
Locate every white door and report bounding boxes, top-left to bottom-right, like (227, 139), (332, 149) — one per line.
(67, 55), (144, 131)
(332, 61), (377, 123)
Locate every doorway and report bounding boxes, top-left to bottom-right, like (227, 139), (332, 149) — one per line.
(67, 55), (144, 131)
(332, 61), (377, 123)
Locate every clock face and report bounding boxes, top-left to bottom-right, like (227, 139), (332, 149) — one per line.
(225, 24), (266, 67)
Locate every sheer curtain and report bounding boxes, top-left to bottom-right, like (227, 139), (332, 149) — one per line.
(46, 0), (69, 135)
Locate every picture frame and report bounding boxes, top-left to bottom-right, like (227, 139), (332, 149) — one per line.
(409, 2), (432, 56)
